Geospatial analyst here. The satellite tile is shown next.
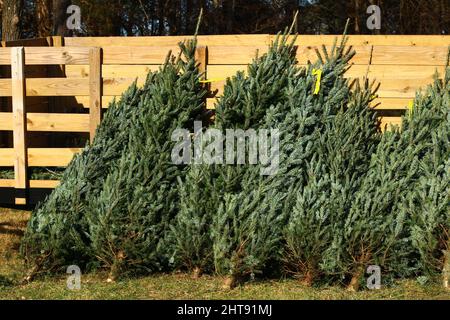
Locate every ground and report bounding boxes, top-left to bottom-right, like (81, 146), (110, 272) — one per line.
(0, 207), (449, 300)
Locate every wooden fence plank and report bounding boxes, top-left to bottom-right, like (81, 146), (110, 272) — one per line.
(0, 79), (12, 96)
(24, 47), (91, 65)
(26, 78), (89, 96)
(89, 47), (102, 142)
(0, 148), (81, 166)
(29, 180), (60, 188)
(102, 46), (180, 64)
(207, 46), (268, 64)
(285, 35), (450, 46)
(0, 148), (14, 166)
(73, 95), (116, 108)
(11, 47), (28, 204)
(26, 113), (90, 132)
(0, 179), (59, 188)
(0, 49), (12, 65)
(0, 112), (12, 130)
(371, 46), (449, 65)
(64, 35), (271, 47)
(65, 64), (160, 78)
(28, 148), (82, 166)
(102, 77), (146, 95)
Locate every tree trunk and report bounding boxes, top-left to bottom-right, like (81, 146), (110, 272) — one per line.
(192, 266), (202, 279)
(1, 0), (23, 41)
(300, 269), (315, 287)
(347, 264), (364, 292)
(222, 274), (239, 290)
(52, 0), (71, 36)
(36, 0), (52, 37)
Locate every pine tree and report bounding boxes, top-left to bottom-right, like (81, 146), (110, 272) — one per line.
(330, 66), (450, 291)
(402, 67), (450, 288)
(168, 164), (217, 277)
(209, 32), (300, 288)
(21, 38), (207, 278)
(282, 43), (380, 286)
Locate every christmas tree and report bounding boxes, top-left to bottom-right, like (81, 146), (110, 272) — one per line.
(281, 38), (380, 286)
(167, 28), (300, 287)
(402, 67), (449, 288)
(21, 38), (207, 279)
(330, 66), (450, 291)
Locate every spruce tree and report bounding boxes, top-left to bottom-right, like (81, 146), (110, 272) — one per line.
(21, 38), (207, 278)
(329, 66), (450, 291)
(282, 41), (380, 286)
(402, 67), (450, 288)
(166, 29), (299, 287)
(209, 32), (299, 288)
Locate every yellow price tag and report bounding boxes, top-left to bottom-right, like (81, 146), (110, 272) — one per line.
(312, 69), (322, 95)
(408, 101), (414, 118)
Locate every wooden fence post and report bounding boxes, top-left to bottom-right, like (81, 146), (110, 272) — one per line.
(89, 47), (102, 143)
(11, 47), (28, 205)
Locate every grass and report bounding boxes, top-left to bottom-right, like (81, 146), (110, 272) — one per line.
(0, 207), (449, 300)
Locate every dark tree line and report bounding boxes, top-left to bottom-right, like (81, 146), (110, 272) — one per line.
(1, 0), (449, 40)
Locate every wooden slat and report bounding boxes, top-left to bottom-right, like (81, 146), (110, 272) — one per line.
(376, 79), (432, 98)
(89, 48), (102, 141)
(287, 35), (450, 46)
(207, 46), (268, 64)
(0, 179), (60, 188)
(11, 47), (28, 203)
(28, 148), (81, 166)
(371, 46), (448, 66)
(102, 46), (180, 64)
(364, 65), (446, 80)
(296, 45), (373, 65)
(64, 34), (271, 47)
(103, 77), (146, 95)
(29, 180), (60, 188)
(0, 112), (12, 130)
(0, 179), (14, 187)
(0, 48), (11, 65)
(27, 113), (89, 132)
(0, 148), (81, 166)
(0, 79), (12, 96)
(0, 149), (14, 166)
(371, 98), (412, 110)
(0, 179), (59, 189)
(26, 78), (89, 96)
(73, 95), (116, 108)
(24, 47), (91, 65)
(65, 64), (160, 78)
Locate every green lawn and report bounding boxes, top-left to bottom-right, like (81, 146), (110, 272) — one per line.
(1, 207), (449, 300)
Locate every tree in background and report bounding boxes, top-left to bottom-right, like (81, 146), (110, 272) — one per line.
(2, 0), (448, 39)
(1, 0), (23, 41)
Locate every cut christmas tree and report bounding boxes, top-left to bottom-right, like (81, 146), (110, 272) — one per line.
(21, 38), (207, 280)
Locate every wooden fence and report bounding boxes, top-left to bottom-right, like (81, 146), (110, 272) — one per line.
(0, 34), (449, 205)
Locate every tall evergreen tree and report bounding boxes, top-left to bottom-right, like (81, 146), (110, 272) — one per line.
(327, 67), (450, 291)
(21, 38), (207, 279)
(282, 40), (380, 286)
